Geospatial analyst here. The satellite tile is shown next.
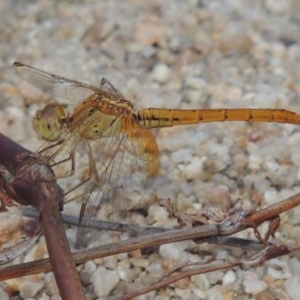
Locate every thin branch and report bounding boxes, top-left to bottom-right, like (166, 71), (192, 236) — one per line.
(1, 192), (300, 281)
(118, 244), (295, 300)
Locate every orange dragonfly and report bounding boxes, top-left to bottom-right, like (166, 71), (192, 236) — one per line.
(11, 62), (300, 249)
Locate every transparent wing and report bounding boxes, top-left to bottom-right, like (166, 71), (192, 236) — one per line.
(100, 78), (125, 99)
(14, 62), (101, 103)
(74, 117), (159, 248)
(29, 106), (159, 249)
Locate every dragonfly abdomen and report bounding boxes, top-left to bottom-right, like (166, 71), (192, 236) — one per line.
(136, 108), (300, 128)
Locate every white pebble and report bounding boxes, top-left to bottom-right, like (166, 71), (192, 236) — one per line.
(191, 274), (210, 289)
(264, 189), (279, 205)
(20, 280), (44, 298)
(91, 267), (120, 297)
(222, 270), (236, 286)
(182, 156), (206, 180)
(117, 265), (140, 282)
(148, 204), (169, 222)
(192, 288), (207, 299)
(267, 259), (292, 279)
(291, 152), (300, 168)
(243, 279), (267, 294)
(103, 255), (118, 269)
(44, 273), (59, 295)
(0, 287), (9, 300)
(206, 288), (223, 300)
(175, 288), (191, 299)
(80, 260), (96, 284)
(289, 258), (300, 276)
(159, 241), (190, 260)
(130, 258), (150, 268)
(151, 63), (171, 83)
(146, 261), (163, 274)
(170, 148), (193, 165)
(248, 153), (263, 171)
(283, 275), (300, 300)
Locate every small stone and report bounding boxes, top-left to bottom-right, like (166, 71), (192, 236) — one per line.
(80, 260), (97, 284)
(170, 148), (193, 165)
(223, 270), (236, 286)
(283, 275), (300, 300)
(206, 288), (224, 300)
(19, 278), (44, 298)
(267, 259), (292, 279)
(192, 287), (207, 299)
(191, 274), (210, 290)
(117, 265), (141, 282)
(103, 255), (118, 269)
(264, 190), (279, 205)
(148, 204), (169, 222)
(255, 290), (274, 300)
(289, 257), (300, 276)
(182, 156), (206, 180)
(146, 261), (163, 274)
(91, 267), (120, 297)
(159, 241), (190, 260)
(248, 153), (263, 171)
(209, 83), (242, 103)
(175, 287), (191, 299)
(174, 277), (190, 289)
(0, 287), (9, 300)
(130, 258), (150, 268)
(151, 63), (171, 83)
(44, 273), (59, 296)
(243, 279), (267, 295)
(134, 16), (165, 45)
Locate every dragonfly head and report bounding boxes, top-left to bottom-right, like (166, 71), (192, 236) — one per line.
(33, 103), (66, 141)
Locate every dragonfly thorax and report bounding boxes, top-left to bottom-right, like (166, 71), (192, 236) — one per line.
(95, 94), (135, 116)
(69, 96), (128, 140)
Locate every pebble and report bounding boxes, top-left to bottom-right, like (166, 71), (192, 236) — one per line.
(264, 189), (279, 205)
(130, 258), (150, 268)
(175, 287), (191, 299)
(80, 260), (97, 284)
(191, 274), (210, 290)
(182, 156), (206, 180)
(134, 15), (165, 45)
(222, 270), (236, 286)
(102, 255), (118, 269)
(19, 278), (45, 298)
(243, 279), (267, 295)
(206, 288), (224, 300)
(267, 259), (292, 280)
(117, 265), (140, 282)
(289, 258), (300, 276)
(0, 288), (9, 300)
(170, 148), (193, 165)
(44, 273), (59, 296)
(151, 63), (171, 83)
(283, 275), (300, 300)
(91, 267), (120, 297)
(159, 241), (190, 261)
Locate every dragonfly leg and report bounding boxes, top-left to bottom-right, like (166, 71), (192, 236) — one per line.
(64, 141), (100, 205)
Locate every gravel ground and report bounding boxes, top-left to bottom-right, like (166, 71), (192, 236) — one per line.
(1, 0), (300, 299)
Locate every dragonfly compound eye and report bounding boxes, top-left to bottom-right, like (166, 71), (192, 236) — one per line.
(33, 103), (66, 141)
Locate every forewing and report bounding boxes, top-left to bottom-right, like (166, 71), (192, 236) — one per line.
(100, 78), (125, 99)
(14, 62), (99, 102)
(73, 119), (159, 248)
